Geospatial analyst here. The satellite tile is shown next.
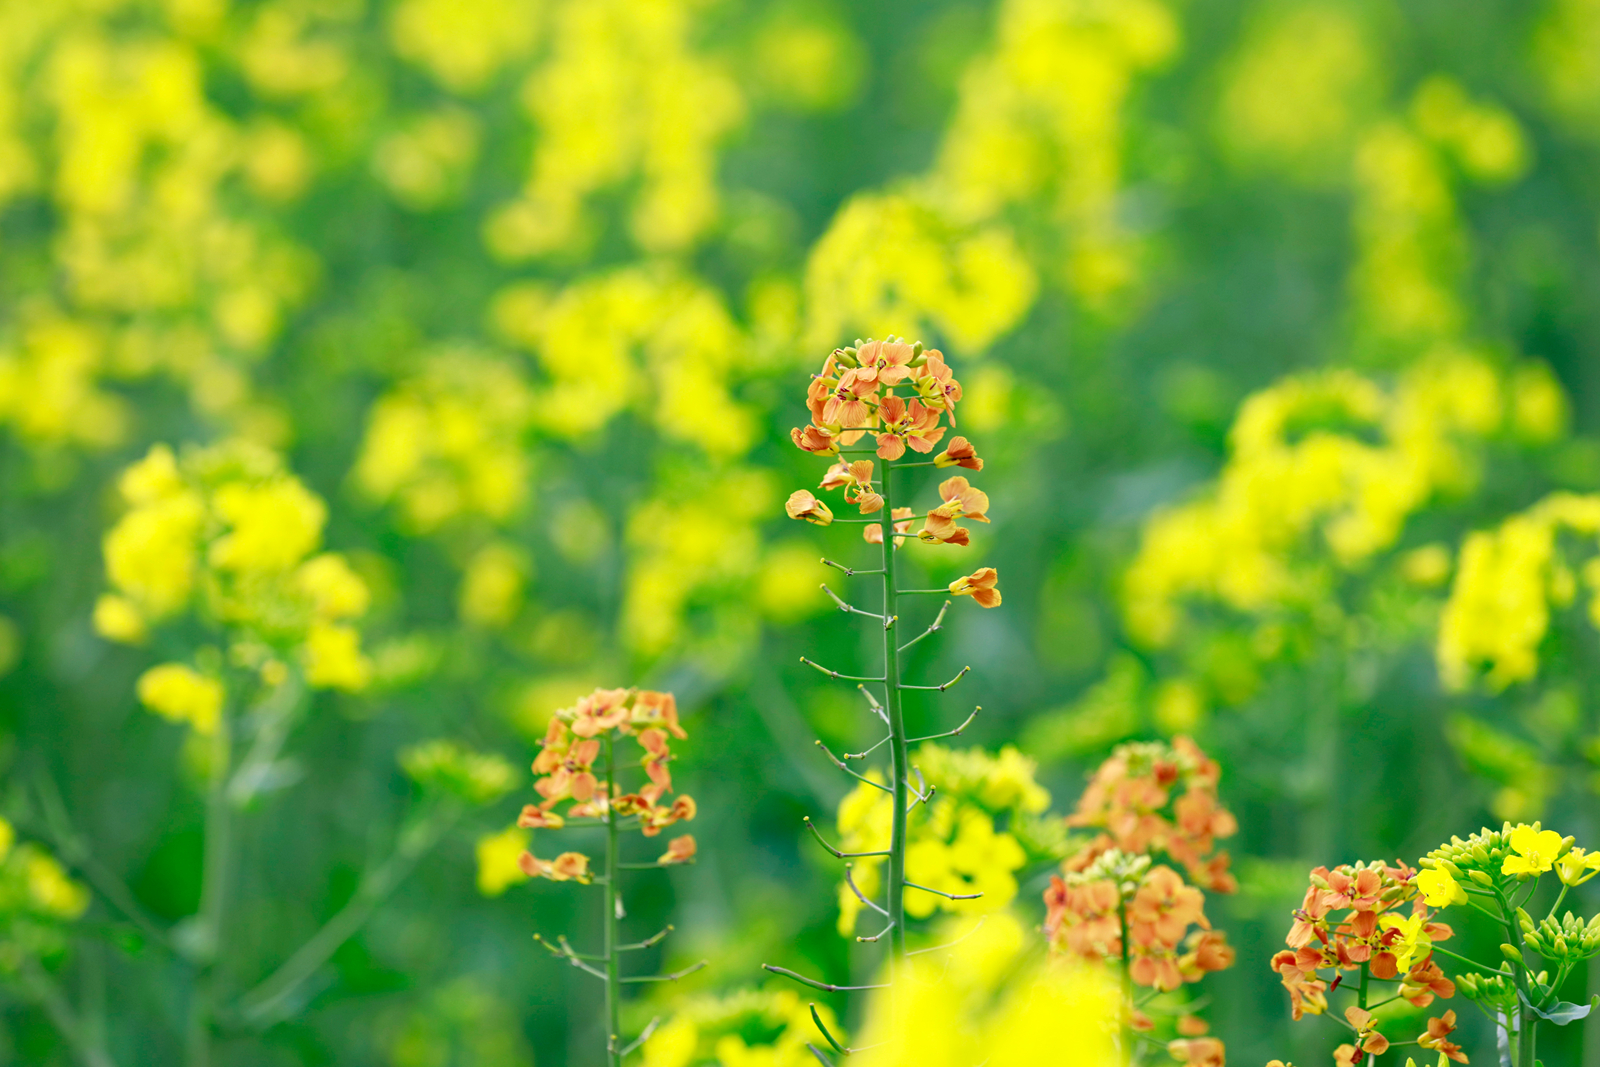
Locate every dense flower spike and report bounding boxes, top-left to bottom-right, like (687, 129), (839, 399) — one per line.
(774, 336), (1010, 1059)
(518, 687), (704, 1065)
(1047, 739), (1237, 1059)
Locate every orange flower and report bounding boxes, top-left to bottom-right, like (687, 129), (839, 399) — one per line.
(532, 717), (571, 775)
(670, 795), (697, 821)
(638, 727), (673, 792)
(1044, 876), (1122, 958)
(865, 507), (916, 546)
(791, 423), (839, 456)
(785, 490), (834, 525)
(1176, 1016), (1208, 1037)
(535, 738), (601, 803)
(631, 689), (686, 740)
(660, 835), (697, 865)
(854, 339), (916, 387)
(914, 353), (962, 424)
(919, 476), (989, 543)
(570, 687), (631, 738)
(1400, 957), (1455, 1006)
(872, 394), (946, 460)
(1166, 1038), (1225, 1067)
(934, 436), (983, 470)
(517, 804), (566, 829)
(1179, 930), (1234, 978)
(1344, 1007), (1389, 1056)
(948, 567), (1000, 607)
(1130, 945), (1184, 991)
(1271, 950), (1329, 1019)
(1129, 865), (1209, 950)
(518, 849), (592, 883)
(821, 367), (877, 428)
(1419, 1010), (1467, 1063)
(820, 460), (883, 514)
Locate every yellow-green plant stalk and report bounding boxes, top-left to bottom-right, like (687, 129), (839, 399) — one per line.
(767, 337), (1002, 1060)
(519, 687), (704, 1066)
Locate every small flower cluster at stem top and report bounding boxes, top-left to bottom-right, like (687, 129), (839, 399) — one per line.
(785, 336), (1001, 605)
(1045, 737), (1238, 1065)
(517, 687), (697, 879)
(1270, 859), (1461, 1065)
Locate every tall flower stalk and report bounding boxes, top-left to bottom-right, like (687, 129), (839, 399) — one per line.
(519, 687), (704, 1065)
(767, 337), (1001, 1055)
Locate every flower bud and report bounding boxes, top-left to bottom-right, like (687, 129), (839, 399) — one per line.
(1500, 943), (1523, 963)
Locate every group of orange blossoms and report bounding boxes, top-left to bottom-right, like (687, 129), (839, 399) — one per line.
(1268, 860), (1464, 1065)
(1046, 738), (1239, 1067)
(784, 338), (1001, 607)
(517, 688), (698, 881)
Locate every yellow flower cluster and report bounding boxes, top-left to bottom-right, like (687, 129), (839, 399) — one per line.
(388, 0), (544, 94)
(491, 267), (755, 455)
(804, 0), (1177, 350)
(355, 350), (536, 533)
(485, 0), (744, 259)
(0, 816), (91, 970)
(1438, 492), (1600, 691)
(643, 988), (845, 1067)
(98, 441), (373, 702)
(850, 912), (1118, 1067)
(834, 744), (1049, 935)
(1124, 351), (1566, 646)
(1534, 0), (1600, 132)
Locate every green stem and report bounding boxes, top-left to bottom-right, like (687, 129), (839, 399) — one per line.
(1546, 884), (1570, 923)
(604, 734), (622, 1067)
(1492, 885), (1538, 1067)
(1359, 961), (1369, 1010)
(20, 960), (115, 1067)
(187, 711), (233, 1067)
(881, 459), (908, 969)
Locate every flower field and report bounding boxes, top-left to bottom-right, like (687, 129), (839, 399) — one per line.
(1, 0), (1599, 1064)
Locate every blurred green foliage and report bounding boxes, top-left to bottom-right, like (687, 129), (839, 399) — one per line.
(2, 0), (1600, 1063)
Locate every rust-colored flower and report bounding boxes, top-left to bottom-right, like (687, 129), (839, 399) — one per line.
(791, 423), (839, 456)
(919, 476), (989, 543)
(670, 795), (697, 821)
(785, 490), (834, 525)
(1400, 957), (1456, 1006)
(821, 367), (877, 428)
(660, 835), (697, 865)
(631, 689), (686, 740)
(821, 459), (883, 514)
(1271, 950), (1329, 1020)
(948, 567), (1000, 607)
(1419, 1010), (1467, 1063)
(872, 394), (945, 460)
(1344, 1007), (1389, 1056)
(638, 727), (673, 792)
(1166, 1038), (1225, 1067)
(570, 688), (630, 738)
(517, 804), (566, 829)
(934, 436), (983, 470)
(1130, 865), (1209, 949)
(865, 506), (915, 546)
(854, 339), (917, 387)
(1179, 929), (1234, 978)
(914, 353), (962, 424)
(519, 849), (593, 883)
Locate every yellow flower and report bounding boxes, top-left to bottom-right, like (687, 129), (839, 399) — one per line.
(209, 479), (327, 572)
(1555, 846), (1600, 887)
(1379, 912), (1433, 973)
(302, 623), (372, 692)
(103, 491), (205, 618)
(458, 542), (529, 628)
(0, 816), (14, 861)
(1502, 824), (1564, 876)
(295, 554), (370, 621)
(136, 663), (224, 735)
(24, 849), (89, 919)
(92, 594), (148, 644)
(1416, 867), (1466, 907)
(475, 826), (530, 897)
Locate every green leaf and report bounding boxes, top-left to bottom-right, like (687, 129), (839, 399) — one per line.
(1519, 991), (1599, 1024)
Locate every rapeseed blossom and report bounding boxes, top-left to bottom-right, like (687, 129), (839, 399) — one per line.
(99, 441), (375, 718)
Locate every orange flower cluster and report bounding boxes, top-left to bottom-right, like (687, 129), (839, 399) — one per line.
(1045, 852), (1234, 994)
(517, 687), (697, 880)
(1270, 861), (1463, 1065)
(786, 336), (1002, 604)
(1064, 737), (1239, 894)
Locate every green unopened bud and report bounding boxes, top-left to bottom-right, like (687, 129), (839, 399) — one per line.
(1518, 908), (1535, 932)
(1468, 869), (1494, 887)
(1471, 845), (1491, 864)
(911, 340), (923, 356)
(1555, 935), (1570, 955)
(1501, 943), (1524, 963)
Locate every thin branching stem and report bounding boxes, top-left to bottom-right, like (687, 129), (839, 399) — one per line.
(617, 927), (674, 951)
(816, 741), (893, 792)
(821, 584), (887, 620)
(811, 1005), (850, 1056)
(821, 558), (883, 576)
(618, 1018), (662, 1057)
(843, 863), (888, 917)
(899, 666), (970, 692)
(762, 964), (888, 992)
(897, 600), (951, 653)
(621, 960), (708, 983)
(804, 816), (890, 858)
(906, 707), (980, 743)
(907, 916), (987, 956)
(856, 919), (896, 943)
(903, 881), (982, 901)
(807, 1044), (838, 1067)
(800, 657), (885, 683)
(843, 734), (891, 761)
